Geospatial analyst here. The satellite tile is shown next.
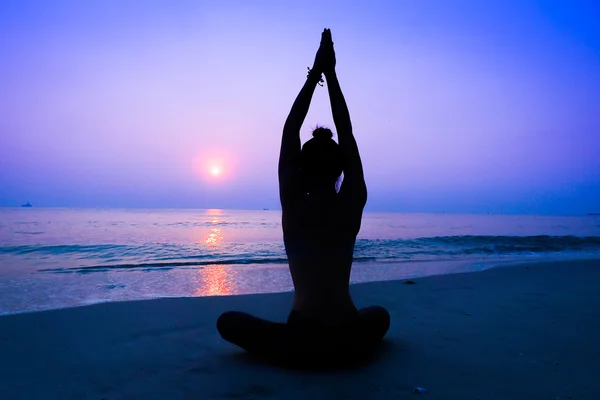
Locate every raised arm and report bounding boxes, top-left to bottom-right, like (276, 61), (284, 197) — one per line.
(279, 37), (326, 208)
(322, 29), (367, 207)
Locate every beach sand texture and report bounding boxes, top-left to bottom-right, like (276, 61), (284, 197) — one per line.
(1, 259), (599, 399)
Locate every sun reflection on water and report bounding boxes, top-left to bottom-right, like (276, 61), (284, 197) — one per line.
(205, 228), (222, 246)
(194, 265), (237, 296)
(194, 209), (237, 295)
(202, 209), (225, 248)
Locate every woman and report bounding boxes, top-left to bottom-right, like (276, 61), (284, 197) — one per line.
(217, 29), (390, 368)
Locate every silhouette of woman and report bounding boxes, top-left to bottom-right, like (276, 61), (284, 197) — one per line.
(217, 29), (390, 368)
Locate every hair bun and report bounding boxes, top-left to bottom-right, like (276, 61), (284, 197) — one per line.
(312, 127), (333, 140)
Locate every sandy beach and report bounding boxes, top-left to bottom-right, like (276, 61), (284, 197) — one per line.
(1, 259), (599, 399)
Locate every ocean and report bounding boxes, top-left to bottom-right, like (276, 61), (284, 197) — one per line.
(1, 208), (599, 315)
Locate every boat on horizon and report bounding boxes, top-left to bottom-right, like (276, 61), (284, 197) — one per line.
(21, 202), (32, 208)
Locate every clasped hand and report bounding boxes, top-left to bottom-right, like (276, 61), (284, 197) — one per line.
(312, 28), (336, 76)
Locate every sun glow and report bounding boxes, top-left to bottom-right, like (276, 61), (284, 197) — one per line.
(193, 151), (235, 182)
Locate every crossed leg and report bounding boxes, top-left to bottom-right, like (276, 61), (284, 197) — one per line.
(217, 306), (390, 368)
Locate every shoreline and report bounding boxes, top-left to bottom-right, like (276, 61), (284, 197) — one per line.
(1, 259), (599, 399)
(2, 254), (599, 316)
(0, 254), (600, 317)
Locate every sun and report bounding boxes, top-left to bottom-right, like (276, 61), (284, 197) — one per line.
(205, 160), (226, 180)
(210, 166), (222, 177)
(192, 150), (236, 182)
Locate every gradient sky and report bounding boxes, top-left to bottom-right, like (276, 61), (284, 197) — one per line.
(1, 0), (599, 214)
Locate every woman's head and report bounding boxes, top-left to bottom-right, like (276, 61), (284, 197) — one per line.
(300, 126), (342, 191)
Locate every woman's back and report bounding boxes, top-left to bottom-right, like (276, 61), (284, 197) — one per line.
(283, 194), (360, 324)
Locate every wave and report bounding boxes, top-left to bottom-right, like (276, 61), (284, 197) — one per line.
(37, 257), (291, 274)
(0, 244), (130, 255)
(354, 235), (600, 258)
(3, 235), (599, 274)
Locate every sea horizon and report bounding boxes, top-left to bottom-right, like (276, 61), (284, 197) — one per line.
(2, 205), (598, 217)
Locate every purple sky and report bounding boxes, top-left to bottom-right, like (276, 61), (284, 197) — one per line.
(1, 0), (599, 214)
